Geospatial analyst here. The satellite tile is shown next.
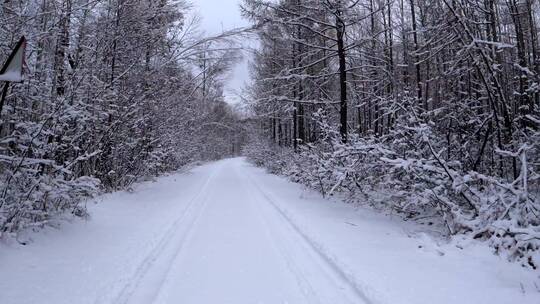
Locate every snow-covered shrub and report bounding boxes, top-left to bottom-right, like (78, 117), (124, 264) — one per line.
(246, 104), (540, 268)
(0, 160), (100, 235)
(242, 133), (290, 174)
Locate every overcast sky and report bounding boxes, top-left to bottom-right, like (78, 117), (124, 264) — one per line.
(193, 0), (252, 104)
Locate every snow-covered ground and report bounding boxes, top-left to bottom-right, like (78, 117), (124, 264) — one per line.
(1, 158), (538, 304)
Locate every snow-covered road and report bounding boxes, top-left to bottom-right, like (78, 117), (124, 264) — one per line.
(117, 159), (365, 304)
(1, 158), (538, 304)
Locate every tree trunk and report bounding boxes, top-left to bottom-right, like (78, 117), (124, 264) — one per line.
(336, 11), (348, 142)
(54, 0), (72, 96)
(409, 0), (423, 109)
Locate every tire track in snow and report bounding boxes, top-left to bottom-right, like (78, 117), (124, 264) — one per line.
(110, 164), (221, 304)
(144, 171), (218, 304)
(244, 168), (375, 304)
(238, 169), (319, 304)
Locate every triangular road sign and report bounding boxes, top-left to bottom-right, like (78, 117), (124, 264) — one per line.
(0, 36), (26, 82)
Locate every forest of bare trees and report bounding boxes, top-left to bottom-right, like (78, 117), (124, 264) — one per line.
(1, 0), (539, 269)
(241, 0), (540, 268)
(0, 0), (245, 235)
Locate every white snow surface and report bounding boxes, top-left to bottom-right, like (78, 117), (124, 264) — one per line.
(0, 71), (23, 82)
(1, 158), (538, 304)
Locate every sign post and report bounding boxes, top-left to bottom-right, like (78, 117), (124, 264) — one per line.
(0, 36), (27, 119)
